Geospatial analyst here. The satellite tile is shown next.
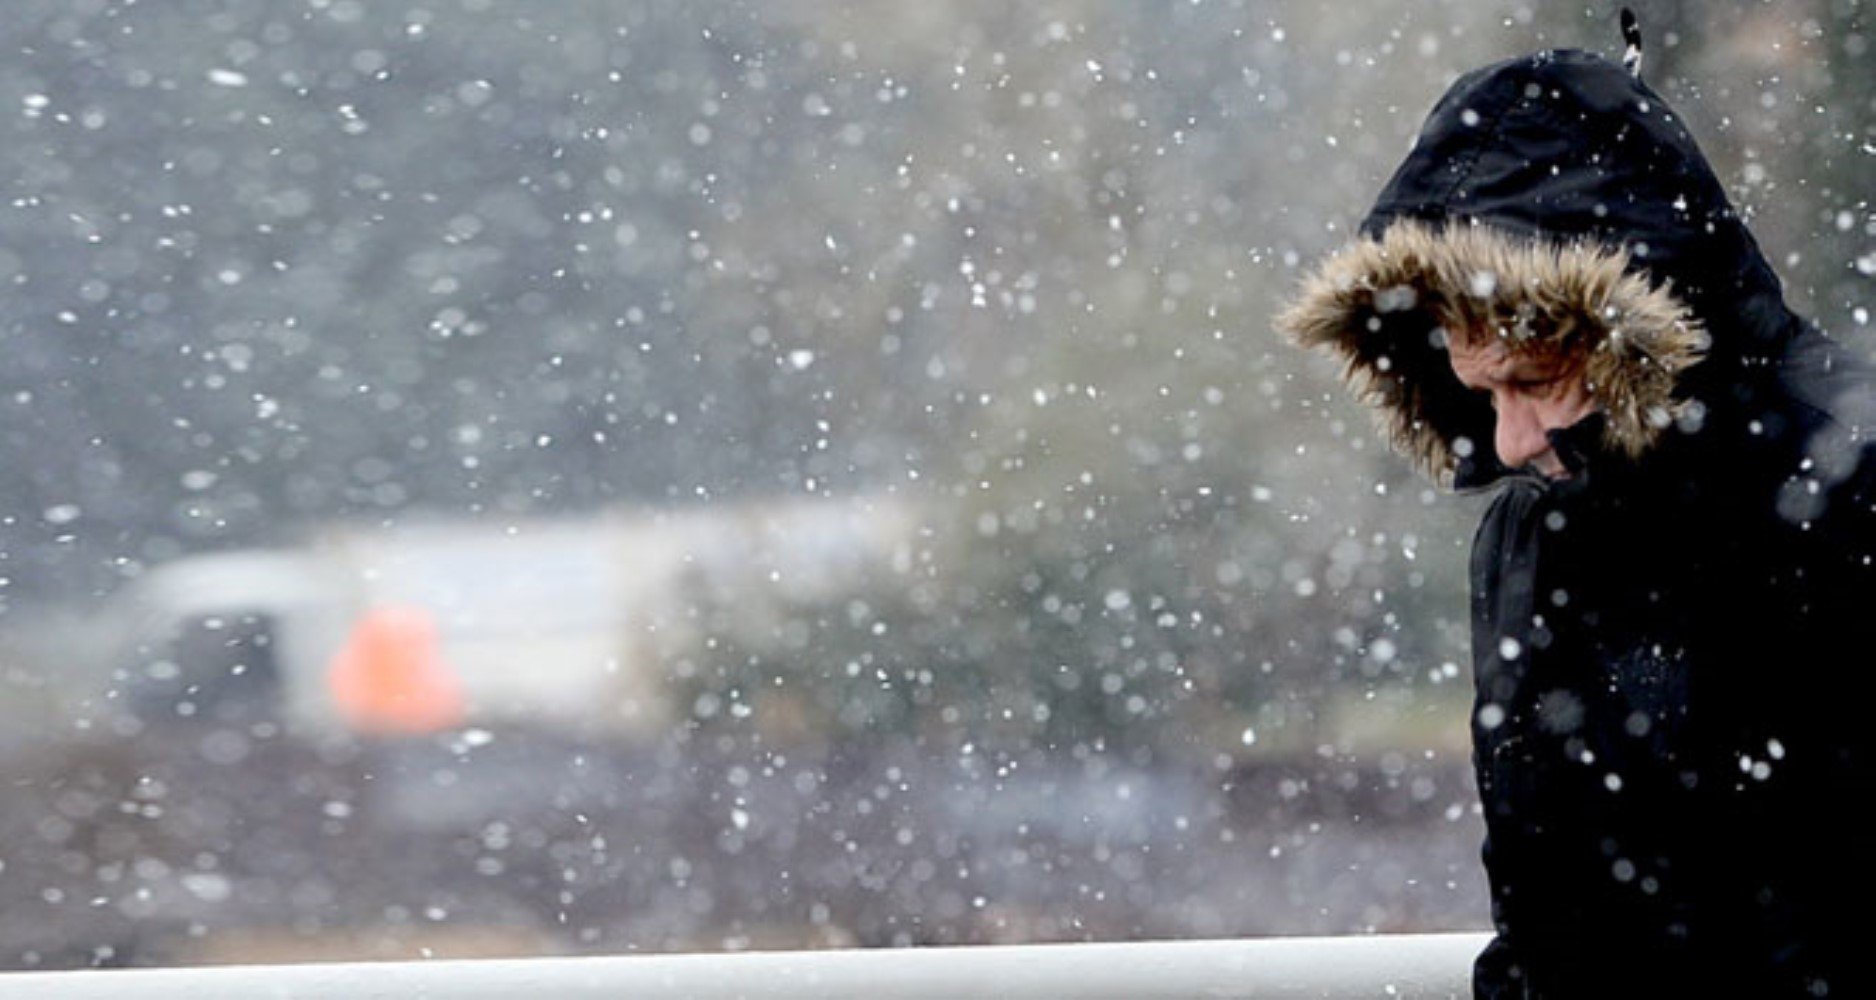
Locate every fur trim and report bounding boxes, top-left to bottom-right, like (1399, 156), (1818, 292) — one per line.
(1275, 220), (1708, 483)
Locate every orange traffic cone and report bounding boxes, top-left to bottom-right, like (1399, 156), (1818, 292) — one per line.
(326, 605), (465, 735)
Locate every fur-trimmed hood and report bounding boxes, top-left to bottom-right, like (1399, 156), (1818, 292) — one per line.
(1278, 49), (1805, 487)
(1277, 220), (1707, 484)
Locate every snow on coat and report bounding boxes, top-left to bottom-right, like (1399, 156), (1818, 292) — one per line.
(1280, 47), (1876, 999)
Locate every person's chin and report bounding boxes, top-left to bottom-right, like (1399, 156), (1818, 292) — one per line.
(1531, 457), (1572, 481)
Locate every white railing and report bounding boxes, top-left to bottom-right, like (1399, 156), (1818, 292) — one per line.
(0, 933), (1489, 999)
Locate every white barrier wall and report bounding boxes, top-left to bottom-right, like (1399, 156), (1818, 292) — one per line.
(0, 933), (1489, 999)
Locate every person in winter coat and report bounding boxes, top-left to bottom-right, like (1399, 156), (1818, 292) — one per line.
(1277, 25), (1875, 1000)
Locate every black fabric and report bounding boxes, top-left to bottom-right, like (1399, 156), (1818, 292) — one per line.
(1362, 51), (1876, 997)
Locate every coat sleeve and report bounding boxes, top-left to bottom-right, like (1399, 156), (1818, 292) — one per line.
(1461, 454), (1629, 998)
(1465, 481), (1548, 999)
(1472, 932), (1529, 999)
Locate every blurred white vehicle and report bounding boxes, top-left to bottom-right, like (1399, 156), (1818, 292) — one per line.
(85, 496), (916, 738)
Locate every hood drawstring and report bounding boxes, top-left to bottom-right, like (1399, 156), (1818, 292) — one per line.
(1620, 8), (1644, 80)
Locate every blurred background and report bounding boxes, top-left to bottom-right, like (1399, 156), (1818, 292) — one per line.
(0, 0), (1868, 971)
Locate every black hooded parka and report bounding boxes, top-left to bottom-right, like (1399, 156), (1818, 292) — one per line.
(1281, 49), (1876, 997)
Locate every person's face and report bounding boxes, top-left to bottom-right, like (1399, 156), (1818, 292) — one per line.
(1445, 326), (1597, 479)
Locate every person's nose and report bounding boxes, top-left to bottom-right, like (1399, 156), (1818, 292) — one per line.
(1493, 396), (1552, 471)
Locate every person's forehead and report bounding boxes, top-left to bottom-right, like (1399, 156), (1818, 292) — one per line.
(1449, 322), (1563, 357)
(1446, 330), (1578, 383)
